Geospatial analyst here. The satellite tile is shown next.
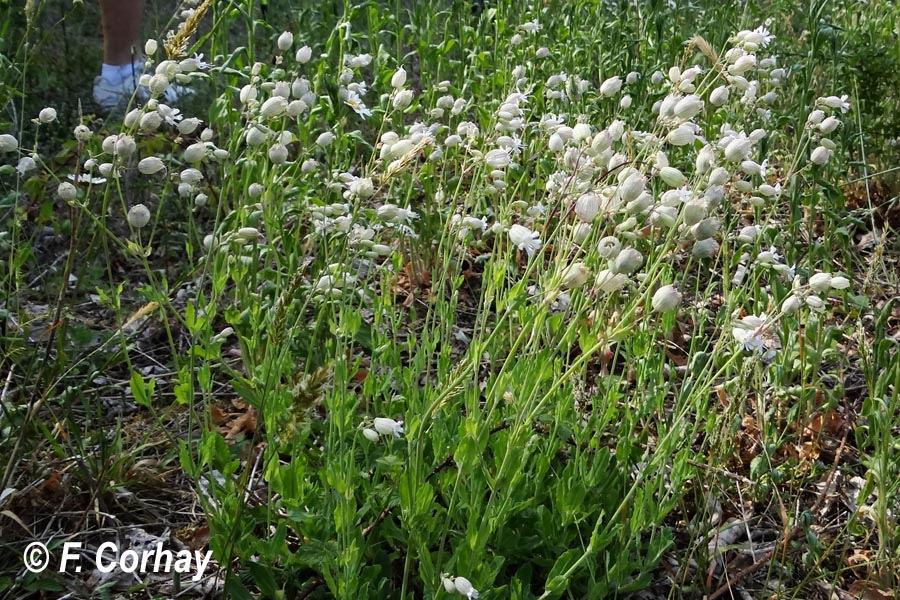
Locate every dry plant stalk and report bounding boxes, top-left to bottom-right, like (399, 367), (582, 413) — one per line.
(165, 0), (211, 59)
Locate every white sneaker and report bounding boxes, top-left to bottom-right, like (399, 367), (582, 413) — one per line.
(92, 61), (193, 113)
(92, 75), (140, 112)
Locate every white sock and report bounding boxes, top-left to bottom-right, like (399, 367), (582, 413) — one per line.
(101, 63), (124, 83)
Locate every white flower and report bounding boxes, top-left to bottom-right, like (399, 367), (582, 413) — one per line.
(180, 168), (203, 184)
(391, 67), (407, 89)
(737, 225), (760, 243)
(316, 131), (336, 147)
(485, 148), (512, 169)
(710, 85), (730, 106)
(652, 285), (682, 313)
(346, 53), (373, 68)
(806, 295), (826, 312)
(362, 428), (379, 442)
(269, 144), (289, 164)
(666, 125), (695, 146)
(781, 295), (802, 314)
(127, 204), (152, 228)
(732, 313), (768, 353)
(830, 276), (850, 290)
(73, 125), (92, 142)
(178, 118), (202, 135)
(597, 236), (621, 259)
(595, 269), (629, 293)
(810, 146), (832, 165)
(138, 156), (166, 175)
(349, 177), (375, 199)
(808, 272), (832, 292)
(57, 181), (77, 201)
(600, 76), (623, 97)
(16, 156), (37, 175)
(611, 247), (643, 274)
(535, 47), (550, 59)
(818, 116), (840, 134)
(724, 136), (752, 162)
(38, 107), (57, 124)
(658, 166), (686, 187)
(393, 89), (414, 110)
(509, 224), (542, 257)
(183, 142), (207, 163)
(260, 96), (288, 119)
(561, 262), (590, 289)
(575, 193), (600, 222)
(296, 45), (312, 64)
(277, 31), (294, 51)
(548, 133), (565, 152)
(344, 90), (373, 118)
(373, 417), (404, 438)
(673, 94), (704, 120)
(453, 576), (479, 600)
(818, 94), (851, 113)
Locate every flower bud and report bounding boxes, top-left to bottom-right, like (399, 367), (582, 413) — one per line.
(246, 125), (268, 146)
(73, 125), (92, 142)
(673, 94), (703, 120)
(260, 96), (288, 119)
(808, 272), (832, 292)
(806, 295), (826, 312)
(781, 295), (802, 314)
(572, 222), (591, 244)
(178, 118), (202, 135)
(138, 156), (166, 175)
(548, 133), (564, 152)
(277, 31), (294, 51)
(810, 146), (832, 165)
(144, 39), (158, 56)
(575, 193), (600, 222)
(724, 137), (752, 162)
(38, 107), (57, 124)
(600, 75), (622, 97)
(652, 285), (682, 312)
(710, 85), (730, 106)
(561, 262), (590, 289)
(316, 131), (336, 147)
(611, 247), (643, 274)
(148, 74), (169, 96)
(127, 204), (151, 228)
(268, 143), (289, 164)
(658, 166), (686, 187)
(708, 167), (730, 186)
(666, 124), (695, 146)
(597, 236), (621, 259)
(391, 67), (407, 90)
(184, 142), (207, 163)
(830, 276), (850, 290)
(691, 238), (719, 258)
(57, 181), (77, 200)
(393, 89), (414, 110)
(180, 168), (203, 184)
(595, 269), (629, 293)
(295, 45), (312, 63)
(362, 428), (379, 442)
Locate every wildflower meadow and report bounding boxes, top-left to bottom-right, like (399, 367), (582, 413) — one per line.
(1, 0), (899, 598)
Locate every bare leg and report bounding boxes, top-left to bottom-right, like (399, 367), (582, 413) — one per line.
(99, 0), (145, 65)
